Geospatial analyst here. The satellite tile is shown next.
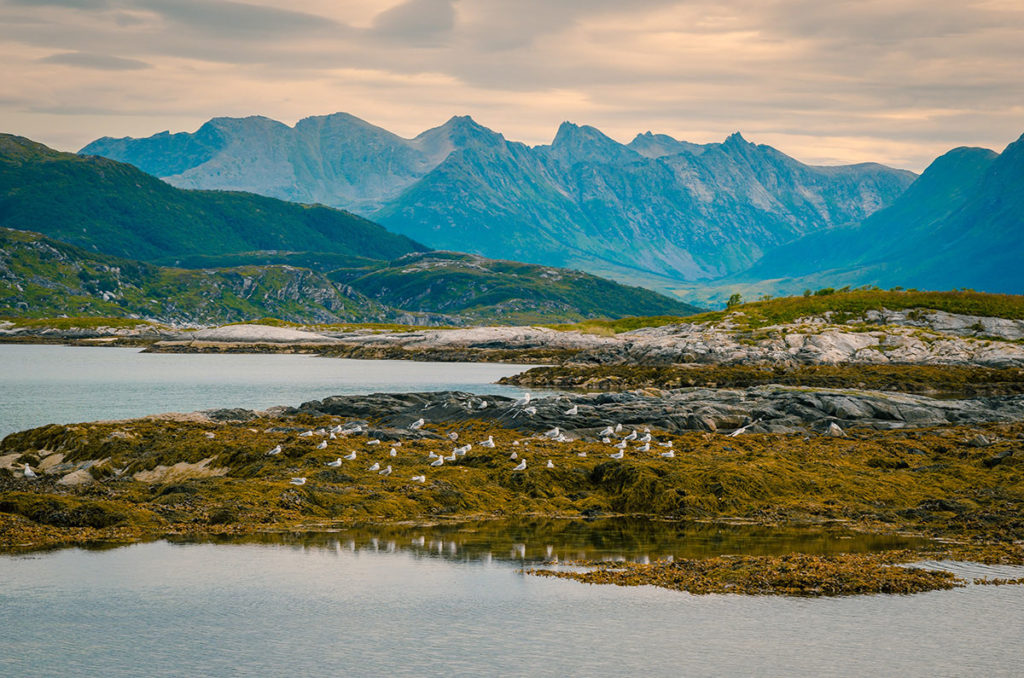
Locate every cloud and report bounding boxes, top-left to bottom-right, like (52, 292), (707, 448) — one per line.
(39, 50), (150, 70)
(0, 0), (1022, 170)
(372, 0), (455, 45)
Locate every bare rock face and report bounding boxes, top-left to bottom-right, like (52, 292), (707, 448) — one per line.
(190, 325), (341, 344)
(293, 388), (1024, 436)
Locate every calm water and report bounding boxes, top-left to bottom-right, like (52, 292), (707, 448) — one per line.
(0, 344), (531, 438)
(2, 519), (1022, 678)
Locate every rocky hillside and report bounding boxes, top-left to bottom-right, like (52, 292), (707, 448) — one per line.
(80, 114), (915, 287)
(0, 228), (696, 325)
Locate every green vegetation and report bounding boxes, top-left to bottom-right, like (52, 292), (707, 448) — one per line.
(0, 134), (424, 264)
(502, 364), (1024, 397)
(0, 316), (158, 330)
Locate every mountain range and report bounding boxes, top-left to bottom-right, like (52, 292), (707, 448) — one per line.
(81, 114), (917, 290)
(686, 134), (1024, 304)
(0, 136), (698, 324)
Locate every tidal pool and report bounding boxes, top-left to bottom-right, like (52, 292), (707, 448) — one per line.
(2, 519), (1021, 677)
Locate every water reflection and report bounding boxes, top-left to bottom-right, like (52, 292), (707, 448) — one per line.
(173, 517), (933, 565)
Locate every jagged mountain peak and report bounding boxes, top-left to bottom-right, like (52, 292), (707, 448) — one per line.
(549, 121), (639, 163)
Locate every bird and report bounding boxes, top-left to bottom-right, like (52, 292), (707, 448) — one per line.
(393, 441), (402, 447)
(23, 465), (37, 479)
(204, 432), (216, 439)
(609, 450), (624, 459)
(327, 458), (343, 467)
(601, 437), (612, 444)
(410, 418), (425, 430)
(267, 444), (282, 456)
(565, 405), (578, 416)
(523, 407), (537, 416)
(516, 393), (531, 407)
(478, 400), (489, 409)
(623, 430), (637, 441)
(329, 432), (337, 440)
(636, 443), (650, 452)
(480, 436), (495, 448)
(368, 462), (380, 471)
(289, 477), (306, 485)
(614, 440), (628, 450)
(728, 419), (760, 437)
(456, 444), (472, 455)
(546, 459), (554, 468)
(389, 447), (398, 457)
(639, 433), (652, 443)
(658, 441), (674, 448)
(445, 451), (457, 462)
(513, 459), (527, 471)
(316, 440), (328, 450)
(428, 451), (439, 460)
(510, 451), (518, 460)
(598, 426), (614, 437)
(660, 450), (675, 458)
(447, 432), (459, 441)
(411, 475), (426, 483)
(347, 424), (364, 434)
(367, 439), (381, 446)
(378, 465), (392, 476)
(298, 431), (314, 438)
(577, 451), (587, 457)
(343, 451), (357, 461)
(544, 427), (560, 439)
(614, 423), (623, 433)
(512, 440), (520, 446)
(430, 457), (444, 467)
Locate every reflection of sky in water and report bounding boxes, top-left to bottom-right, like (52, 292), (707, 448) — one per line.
(0, 344), (534, 437)
(2, 534), (1023, 677)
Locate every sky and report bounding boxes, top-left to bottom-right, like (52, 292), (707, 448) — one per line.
(1, 0), (1022, 171)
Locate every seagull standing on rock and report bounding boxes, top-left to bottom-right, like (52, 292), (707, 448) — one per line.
(410, 418), (425, 430)
(599, 426), (614, 437)
(565, 405), (578, 416)
(267, 445), (282, 456)
(23, 465), (37, 479)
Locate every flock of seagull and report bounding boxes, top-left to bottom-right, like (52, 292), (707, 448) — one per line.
(273, 395), (684, 488)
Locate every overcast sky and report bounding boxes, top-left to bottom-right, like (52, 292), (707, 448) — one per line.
(2, 0), (1022, 170)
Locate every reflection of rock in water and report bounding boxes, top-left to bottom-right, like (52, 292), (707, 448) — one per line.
(188, 517), (932, 565)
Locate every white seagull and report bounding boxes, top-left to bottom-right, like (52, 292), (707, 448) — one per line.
(546, 459), (554, 468)
(378, 465), (392, 476)
(577, 451), (587, 457)
(316, 440), (328, 450)
(565, 405), (578, 416)
(478, 400), (489, 409)
(658, 441), (674, 448)
(598, 426), (614, 437)
(636, 442), (650, 452)
(327, 458), (343, 467)
(411, 475), (426, 483)
(428, 451), (439, 460)
(623, 430), (638, 441)
(639, 433), (652, 443)
(389, 447), (398, 457)
(204, 432), (216, 439)
(343, 451), (357, 461)
(410, 418), (425, 430)
(448, 432), (459, 441)
(267, 445), (282, 456)
(298, 431), (314, 438)
(544, 427), (560, 439)
(23, 465), (37, 479)
(367, 439), (381, 446)
(368, 462), (380, 471)
(609, 450), (624, 459)
(614, 440), (628, 450)
(513, 459), (527, 471)
(510, 451), (518, 460)
(523, 406), (537, 416)
(614, 423), (623, 433)
(290, 477), (306, 485)
(480, 436), (495, 448)
(660, 450), (675, 458)
(430, 457), (444, 467)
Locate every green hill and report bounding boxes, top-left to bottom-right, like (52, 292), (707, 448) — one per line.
(0, 228), (699, 325)
(0, 134), (425, 263)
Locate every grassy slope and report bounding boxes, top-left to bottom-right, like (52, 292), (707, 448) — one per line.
(0, 134), (425, 263)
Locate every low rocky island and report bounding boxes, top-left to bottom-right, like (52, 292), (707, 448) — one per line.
(4, 290), (1024, 596)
